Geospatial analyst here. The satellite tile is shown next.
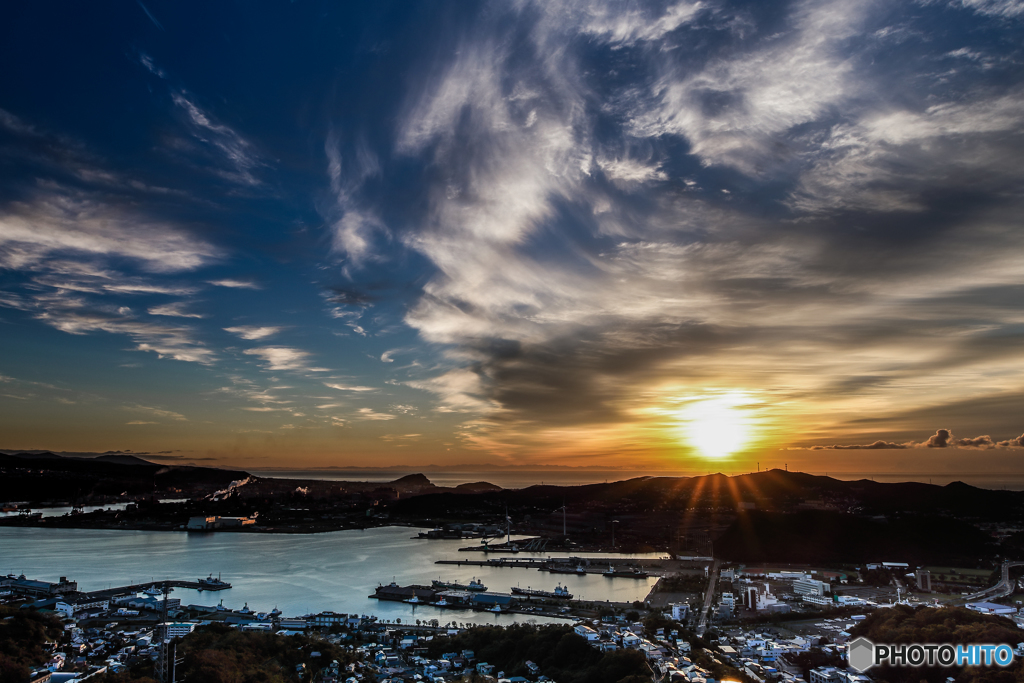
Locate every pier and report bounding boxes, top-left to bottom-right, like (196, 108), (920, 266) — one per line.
(82, 578), (231, 601)
(434, 557), (658, 575)
(436, 558), (549, 569)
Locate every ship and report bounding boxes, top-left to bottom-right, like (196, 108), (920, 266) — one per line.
(197, 574), (232, 590)
(143, 585), (165, 596)
(548, 564), (587, 575)
(510, 584), (573, 599)
(467, 578), (487, 591)
(603, 566), (650, 579)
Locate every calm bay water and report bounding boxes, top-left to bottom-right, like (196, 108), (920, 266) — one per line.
(0, 526), (661, 625)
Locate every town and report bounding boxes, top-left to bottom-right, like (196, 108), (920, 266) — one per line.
(5, 551), (1024, 683)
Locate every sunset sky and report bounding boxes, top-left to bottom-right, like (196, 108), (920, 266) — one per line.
(2, 0), (1023, 472)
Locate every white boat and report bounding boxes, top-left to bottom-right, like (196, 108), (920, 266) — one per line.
(143, 585), (162, 596)
(197, 574), (231, 590)
(490, 605), (502, 612)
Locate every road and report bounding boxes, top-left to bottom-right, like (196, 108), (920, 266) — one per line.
(696, 558), (720, 636)
(963, 559), (1024, 602)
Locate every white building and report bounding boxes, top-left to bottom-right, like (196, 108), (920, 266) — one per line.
(166, 623), (197, 638)
(966, 602), (1016, 615)
(794, 578), (829, 597)
(56, 598), (109, 617)
(802, 595), (832, 606)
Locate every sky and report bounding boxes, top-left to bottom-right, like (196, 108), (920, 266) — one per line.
(1, 0), (1023, 473)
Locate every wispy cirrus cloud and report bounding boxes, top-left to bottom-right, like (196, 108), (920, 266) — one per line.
(0, 182), (220, 365)
(171, 92), (266, 186)
(0, 189), (221, 272)
(324, 381), (377, 392)
(355, 407), (395, 421)
(208, 278), (260, 290)
(149, 302), (205, 318)
(224, 325), (282, 340)
(322, 132), (386, 269)
(244, 346), (327, 373)
(125, 404), (187, 421)
(383, 0), (1024, 460)
(38, 310), (216, 364)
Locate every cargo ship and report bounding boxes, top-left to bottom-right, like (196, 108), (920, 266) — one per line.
(510, 584), (573, 599)
(432, 577), (488, 592)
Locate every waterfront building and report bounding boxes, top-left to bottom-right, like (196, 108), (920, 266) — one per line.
(186, 516), (256, 530)
(471, 592), (512, 607)
(1, 574), (78, 597)
(309, 612), (362, 629)
(55, 598), (109, 617)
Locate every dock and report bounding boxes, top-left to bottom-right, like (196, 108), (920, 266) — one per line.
(82, 579), (231, 601)
(435, 557), (657, 575)
(436, 558), (549, 569)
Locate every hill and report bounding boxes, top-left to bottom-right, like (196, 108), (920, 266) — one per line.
(714, 510), (997, 565)
(0, 452), (248, 504)
(850, 606), (1023, 683)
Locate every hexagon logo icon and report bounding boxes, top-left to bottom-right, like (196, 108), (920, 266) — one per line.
(848, 636), (875, 672)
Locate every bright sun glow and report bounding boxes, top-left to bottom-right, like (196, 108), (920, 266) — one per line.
(679, 392), (756, 459)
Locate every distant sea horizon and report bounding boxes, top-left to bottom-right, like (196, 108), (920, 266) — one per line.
(248, 468), (1024, 491)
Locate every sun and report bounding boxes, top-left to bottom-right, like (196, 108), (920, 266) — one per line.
(678, 392), (756, 459)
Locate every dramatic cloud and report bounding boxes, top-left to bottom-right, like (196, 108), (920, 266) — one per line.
(388, 0), (1024, 458)
(998, 434), (1024, 448)
(810, 440), (911, 450)
(3, 0), (1024, 466)
(810, 429), (1023, 450)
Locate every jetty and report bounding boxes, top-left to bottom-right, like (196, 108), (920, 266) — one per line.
(81, 578), (231, 601)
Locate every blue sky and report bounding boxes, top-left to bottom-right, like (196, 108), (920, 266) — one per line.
(1, 0), (1024, 471)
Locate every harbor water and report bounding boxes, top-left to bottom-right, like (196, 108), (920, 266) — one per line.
(0, 526), (662, 626)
